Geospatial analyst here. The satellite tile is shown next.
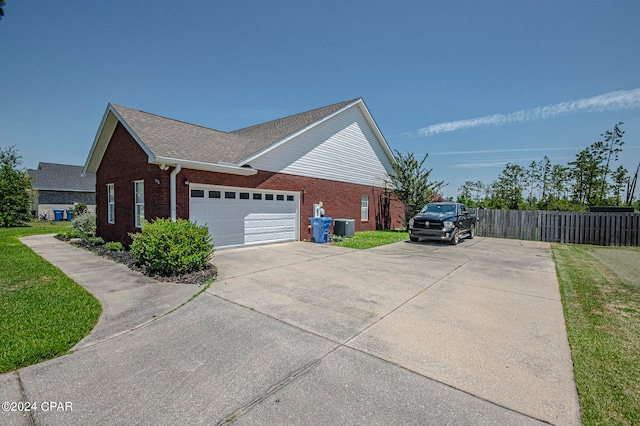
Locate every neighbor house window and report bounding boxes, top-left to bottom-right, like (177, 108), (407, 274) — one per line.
(134, 180), (144, 228)
(107, 183), (115, 224)
(361, 195), (369, 221)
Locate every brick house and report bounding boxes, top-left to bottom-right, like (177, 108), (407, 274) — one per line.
(27, 162), (96, 220)
(82, 98), (403, 248)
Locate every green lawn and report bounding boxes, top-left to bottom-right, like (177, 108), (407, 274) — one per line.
(552, 244), (640, 425)
(332, 230), (409, 249)
(0, 221), (102, 373)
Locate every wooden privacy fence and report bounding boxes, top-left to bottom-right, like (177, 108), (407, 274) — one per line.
(474, 209), (640, 246)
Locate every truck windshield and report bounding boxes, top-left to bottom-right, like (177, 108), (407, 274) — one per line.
(421, 204), (456, 214)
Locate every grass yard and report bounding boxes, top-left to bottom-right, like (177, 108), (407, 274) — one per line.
(332, 230), (409, 249)
(0, 221), (102, 373)
(552, 244), (640, 425)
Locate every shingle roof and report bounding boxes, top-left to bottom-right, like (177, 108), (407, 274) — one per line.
(27, 163), (96, 192)
(111, 98), (361, 165)
(231, 98), (359, 151)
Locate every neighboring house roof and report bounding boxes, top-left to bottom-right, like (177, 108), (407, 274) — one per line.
(27, 162), (96, 192)
(83, 98), (395, 177)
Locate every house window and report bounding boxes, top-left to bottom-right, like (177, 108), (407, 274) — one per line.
(276, 194), (284, 201)
(134, 180), (144, 228)
(107, 183), (115, 224)
(240, 192), (250, 199)
(253, 193), (262, 200)
(209, 190), (221, 198)
(361, 195), (369, 221)
(190, 189), (205, 198)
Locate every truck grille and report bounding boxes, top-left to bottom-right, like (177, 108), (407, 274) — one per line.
(414, 220), (443, 229)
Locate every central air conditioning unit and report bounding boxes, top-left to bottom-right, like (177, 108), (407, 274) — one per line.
(333, 218), (355, 237)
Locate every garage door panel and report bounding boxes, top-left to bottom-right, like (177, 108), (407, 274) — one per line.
(189, 186), (299, 248)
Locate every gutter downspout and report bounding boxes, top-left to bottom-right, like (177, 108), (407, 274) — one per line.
(170, 164), (182, 222)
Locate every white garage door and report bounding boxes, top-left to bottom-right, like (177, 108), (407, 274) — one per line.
(189, 185), (300, 248)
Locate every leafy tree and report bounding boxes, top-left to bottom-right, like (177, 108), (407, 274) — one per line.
(488, 163), (526, 209)
(569, 142), (608, 205)
(610, 165), (628, 206)
(457, 180), (487, 207)
(0, 0), (5, 20)
(549, 164), (569, 200)
(598, 122), (625, 201)
(0, 145), (33, 227)
(386, 150), (444, 228)
(539, 156), (551, 203)
(525, 160), (542, 208)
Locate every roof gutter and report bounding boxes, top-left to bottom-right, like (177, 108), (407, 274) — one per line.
(154, 157), (258, 176)
(170, 164), (181, 222)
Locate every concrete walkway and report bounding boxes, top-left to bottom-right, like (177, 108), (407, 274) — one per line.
(1, 235), (581, 425)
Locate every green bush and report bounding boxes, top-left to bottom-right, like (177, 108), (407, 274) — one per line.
(72, 203), (88, 216)
(129, 218), (214, 276)
(85, 236), (105, 246)
(71, 213), (96, 237)
(104, 241), (123, 251)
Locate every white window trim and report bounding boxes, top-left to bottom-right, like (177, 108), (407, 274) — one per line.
(134, 180), (144, 228)
(107, 183), (115, 224)
(361, 195), (369, 221)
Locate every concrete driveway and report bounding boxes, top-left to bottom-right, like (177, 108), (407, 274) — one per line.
(4, 236), (580, 425)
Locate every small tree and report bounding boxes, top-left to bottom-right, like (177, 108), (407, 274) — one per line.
(386, 150), (444, 228)
(0, 145), (32, 227)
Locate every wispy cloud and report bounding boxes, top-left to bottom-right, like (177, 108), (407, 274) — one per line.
(419, 88), (640, 136)
(430, 146), (580, 156)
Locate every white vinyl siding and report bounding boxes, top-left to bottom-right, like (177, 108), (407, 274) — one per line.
(361, 195), (369, 221)
(134, 180), (144, 228)
(107, 183), (115, 224)
(248, 105), (393, 188)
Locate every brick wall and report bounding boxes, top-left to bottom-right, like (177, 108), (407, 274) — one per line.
(96, 123), (404, 244)
(96, 123), (172, 243)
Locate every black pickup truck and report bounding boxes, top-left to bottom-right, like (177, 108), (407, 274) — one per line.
(409, 202), (476, 245)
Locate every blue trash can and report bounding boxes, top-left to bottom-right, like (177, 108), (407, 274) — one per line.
(53, 209), (64, 221)
(66, 209), (73, 221)
(309, 217), (332, 243)
(322, 217), (333, 237)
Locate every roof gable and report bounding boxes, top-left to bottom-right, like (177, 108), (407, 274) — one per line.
(246, 102), (394, 187)
(84, 98), (394, 178)
(27, 162), (96, 192)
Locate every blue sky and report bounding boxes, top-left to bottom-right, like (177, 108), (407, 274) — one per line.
(2, 1), (639, 198)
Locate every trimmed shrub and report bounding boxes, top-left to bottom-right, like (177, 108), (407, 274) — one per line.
(129, 218), (214, 276)
(71, 213), (96, 237)
(85, 236), (105, 246)
(104, 241), (124, 251)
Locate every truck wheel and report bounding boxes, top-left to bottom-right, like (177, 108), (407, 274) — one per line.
(410, 236), (419, 242)
(449, 228), (459, 245)
(468, 224), (475, 239)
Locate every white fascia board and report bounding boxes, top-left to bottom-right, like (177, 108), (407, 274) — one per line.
(237, 98), (363, 166)
(153, 157), (258, 176)
(354, 101), (397, 166)
(82, 106), (115, 176)
(82, 104), (156, 176)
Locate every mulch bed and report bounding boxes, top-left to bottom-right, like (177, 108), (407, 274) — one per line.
(57, 237), (216, 285)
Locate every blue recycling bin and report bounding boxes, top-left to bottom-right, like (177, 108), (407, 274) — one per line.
(53, 209), (64, 221)
(66, 209), (73, 221)
(309, 217), (332, 243)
